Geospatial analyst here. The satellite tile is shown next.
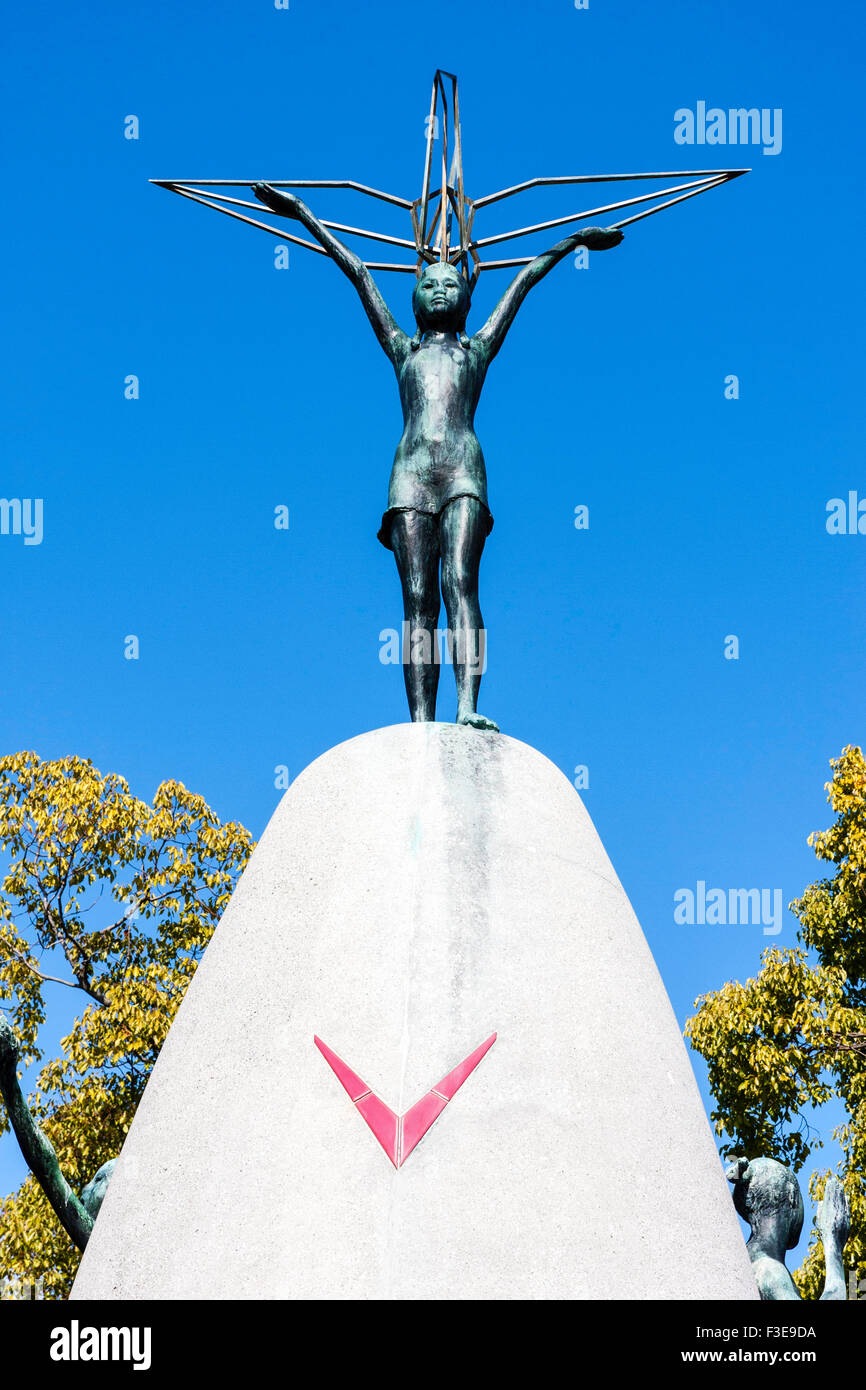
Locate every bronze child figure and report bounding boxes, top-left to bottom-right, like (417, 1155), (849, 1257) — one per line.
(726, 1156), (850, 1300)
(253, 182), (622, 731)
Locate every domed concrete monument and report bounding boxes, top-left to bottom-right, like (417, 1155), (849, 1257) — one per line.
(72, 724), (757, 1299)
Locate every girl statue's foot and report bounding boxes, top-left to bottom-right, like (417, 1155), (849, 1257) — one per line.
(457, 711), (500, 732)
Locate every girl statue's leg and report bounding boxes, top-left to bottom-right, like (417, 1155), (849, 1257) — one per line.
(390, 510), (441, 722)
(439, 498), (498, 732)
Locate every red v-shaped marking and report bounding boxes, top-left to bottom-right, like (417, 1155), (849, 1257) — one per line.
(314, 1032), (497, 1168)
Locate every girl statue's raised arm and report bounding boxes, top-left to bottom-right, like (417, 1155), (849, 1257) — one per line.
(473, 225), (623, 365)
(253, 184), (409, 366)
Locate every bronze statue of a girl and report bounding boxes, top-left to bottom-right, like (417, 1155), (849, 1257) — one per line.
(253, 183), (622, 730)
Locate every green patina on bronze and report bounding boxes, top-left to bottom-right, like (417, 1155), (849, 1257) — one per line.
(252, 183), (622, 730)
(80, 1159), (117, 1220)
(0, 1014), (94, 1251)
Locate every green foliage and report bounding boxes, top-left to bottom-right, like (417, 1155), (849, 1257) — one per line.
(686, 745), (866, 1299)
(0, 752), (254, 1298)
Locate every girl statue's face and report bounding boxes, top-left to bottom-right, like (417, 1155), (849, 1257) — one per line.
(413, 263), (470, 332)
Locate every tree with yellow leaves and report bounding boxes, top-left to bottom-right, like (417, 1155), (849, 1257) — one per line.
(0, 752), (253, 1298)
(686, 745), (866, 1299)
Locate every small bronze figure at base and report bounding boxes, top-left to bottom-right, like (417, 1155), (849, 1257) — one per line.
(727, 1155), (850, 1300)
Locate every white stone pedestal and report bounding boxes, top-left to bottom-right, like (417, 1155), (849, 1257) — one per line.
(72, 724), (756, 1300)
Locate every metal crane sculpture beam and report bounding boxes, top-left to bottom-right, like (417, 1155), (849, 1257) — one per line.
(151, 69), (748, 287)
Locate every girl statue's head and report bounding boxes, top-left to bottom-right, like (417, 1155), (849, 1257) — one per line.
(411, 261), (472, 349)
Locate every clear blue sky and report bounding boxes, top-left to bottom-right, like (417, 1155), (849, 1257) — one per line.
(2, 0), (864, 1265)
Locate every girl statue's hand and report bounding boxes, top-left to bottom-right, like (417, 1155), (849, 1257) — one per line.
(577, 225), (624, 250)
(253, 183), (304, 218)
(816, 1176), (850, 1249)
